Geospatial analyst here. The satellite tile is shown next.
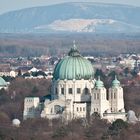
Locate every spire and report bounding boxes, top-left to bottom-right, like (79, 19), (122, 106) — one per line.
(98, 76), (101, 81)
(115, 75), (117, 80)
(73, 40), (76, 50)
(73, 40), (78, 51)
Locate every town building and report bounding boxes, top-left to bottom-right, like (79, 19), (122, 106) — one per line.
(0, 64), (17, 77)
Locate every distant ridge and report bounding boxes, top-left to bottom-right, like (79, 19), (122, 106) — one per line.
(0, 2), (140, 33)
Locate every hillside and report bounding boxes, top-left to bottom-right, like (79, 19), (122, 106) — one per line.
(0, 2), (140, 33)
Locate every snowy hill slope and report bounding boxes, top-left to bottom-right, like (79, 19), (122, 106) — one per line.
(0, 2), (140, 33)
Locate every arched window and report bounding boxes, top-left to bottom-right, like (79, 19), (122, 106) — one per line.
(83, 107), (85, 111)
(97, 93), (99, 99)
(77, 88), (81, 94)
(55, 88), (58, 95)
(68, 88), (73, 94)
(114, 92), (116, 99)
(77, 107), (79, 111)
(61, 88), (64, 95)
(94, 93), (96, 99)
(106, 92), (109, 100)
(110, 92), (113, 99)
(51, 108), (53, 113)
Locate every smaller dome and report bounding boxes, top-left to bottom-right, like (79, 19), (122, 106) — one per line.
(95, 76), (104, 89)
(12, 119), (21, 127)
(127, 110), (138, 124)
(112, 75), (120, 87)
(0, 77), (7, 86)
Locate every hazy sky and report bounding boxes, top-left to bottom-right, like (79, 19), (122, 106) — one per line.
(0, 0), (140, 14)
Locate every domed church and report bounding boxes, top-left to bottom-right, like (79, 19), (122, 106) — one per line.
(23, 43), (126, 122)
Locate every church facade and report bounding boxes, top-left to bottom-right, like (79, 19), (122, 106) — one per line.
(23, 44), (126, 122)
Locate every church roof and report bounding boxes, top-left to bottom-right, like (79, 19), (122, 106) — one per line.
(53, 43), (94, 80)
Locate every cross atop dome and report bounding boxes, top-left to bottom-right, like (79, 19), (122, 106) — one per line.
(73, 40), (77, 50)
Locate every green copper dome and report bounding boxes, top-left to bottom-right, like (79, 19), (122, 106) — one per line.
(53, 44), (94, 80)
(112, 76), (120, 87)
(0, 77), (7, 86)
(95, 76), (104, 89)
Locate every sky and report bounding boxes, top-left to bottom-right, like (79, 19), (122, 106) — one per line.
(0, 0), (140, 14)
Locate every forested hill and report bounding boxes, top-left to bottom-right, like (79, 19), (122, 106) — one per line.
(0, 34), (140, 57)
